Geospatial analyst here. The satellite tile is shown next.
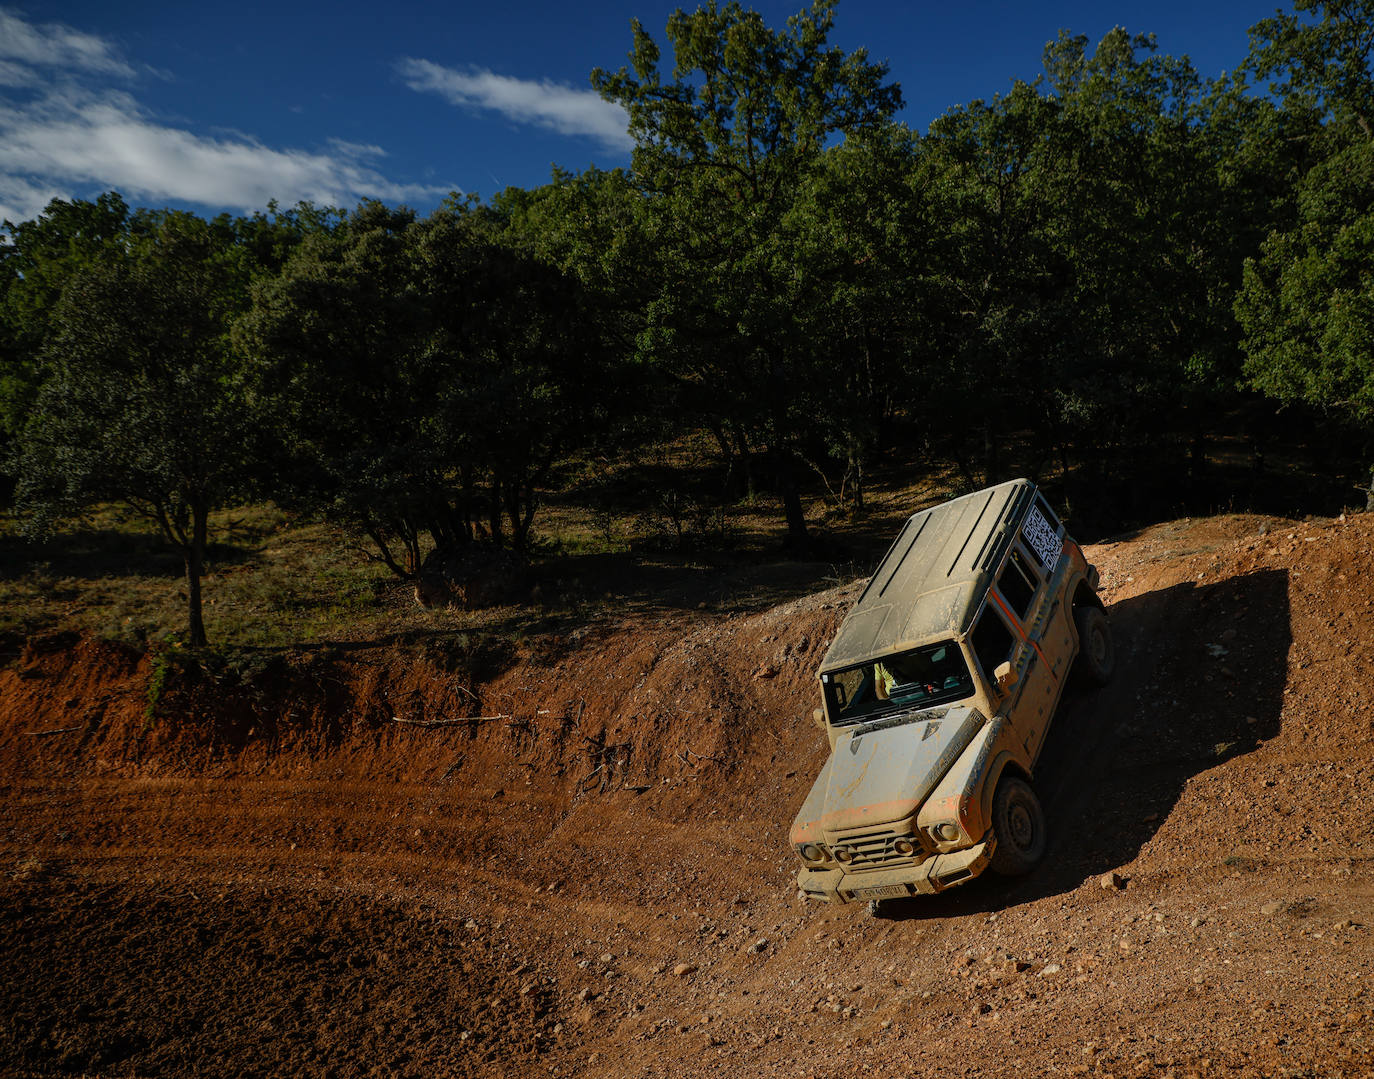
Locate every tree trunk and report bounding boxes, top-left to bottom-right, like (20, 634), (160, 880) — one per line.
(1190, 431), (1208, 483)
(775, 449), (808, 547)
(488, 481), (504, 548)
(849, 447), (865, 511)
(186, 500), (208, 647)
(782, 484), (808, 546)
(982, 421), (1000, 487)
(729, 420), (755, 499)
(507, 479), (537, 552)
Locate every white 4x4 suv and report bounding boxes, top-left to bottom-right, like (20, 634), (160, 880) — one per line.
(791, 479), (1112, 905)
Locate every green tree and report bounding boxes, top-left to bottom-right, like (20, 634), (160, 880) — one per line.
(1, 193), (132, 446)
(1037, 29), (1233, 496)
(493, 170), (661, 453)
(915, 28), (1258, 516)
(1246, 0), (1374, 140)
(916, 80), (1065, 488)
(1236, 138), (1374, 502)
(1236, 0), (1374, 505)
(592, 0), (902, 544)
(237, 202), (431, 575)
(13, 210), (263, 646)
(419, 201), (612, 552)
(785, 126), (929, 510)
(240, 200), (607, 585)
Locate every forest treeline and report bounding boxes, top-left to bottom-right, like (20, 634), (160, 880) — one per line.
(2, 0), (1373, 645)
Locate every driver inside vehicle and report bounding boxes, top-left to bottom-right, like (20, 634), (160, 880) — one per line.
(874, 646), (964, 701)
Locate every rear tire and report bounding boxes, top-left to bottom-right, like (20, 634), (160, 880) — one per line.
(989, 777), (1046, 876)
(1074, 605), (1115, 686)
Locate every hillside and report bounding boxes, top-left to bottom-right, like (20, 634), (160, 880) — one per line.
(1, 511), (1371, 1078)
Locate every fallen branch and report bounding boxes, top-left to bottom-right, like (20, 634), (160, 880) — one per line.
(391, 714), (511, 728)
(30, 725), (83, 737)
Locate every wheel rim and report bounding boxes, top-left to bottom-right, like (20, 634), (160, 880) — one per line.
(1008, 799), (1035, 851)
(1090, 624), (1108, 666)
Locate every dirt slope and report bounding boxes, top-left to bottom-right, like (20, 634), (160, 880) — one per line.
(2, 512), (1372, 1078)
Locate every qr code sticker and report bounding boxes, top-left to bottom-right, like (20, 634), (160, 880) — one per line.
(1023, 504), (1062, 568)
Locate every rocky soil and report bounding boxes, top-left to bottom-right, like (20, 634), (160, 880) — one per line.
(1, 512), (1371, 1078)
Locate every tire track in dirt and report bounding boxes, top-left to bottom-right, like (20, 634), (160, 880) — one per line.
(3, 513), (1373, 1078)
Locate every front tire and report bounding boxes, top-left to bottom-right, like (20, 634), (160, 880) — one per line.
(989, 777), (1046, 876)
(1074, 605), (1115, 686)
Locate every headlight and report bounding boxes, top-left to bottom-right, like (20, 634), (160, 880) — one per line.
(797, 842), (830, 864)
(933, 822), (961, 842)
(833, 846), (853, 864)
(893, 837), (916, 856)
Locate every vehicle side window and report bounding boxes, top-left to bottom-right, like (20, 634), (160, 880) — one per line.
(826, 668), (868, 717)
(972, 606), (1016, 682)
(996, 547), (1039, 623)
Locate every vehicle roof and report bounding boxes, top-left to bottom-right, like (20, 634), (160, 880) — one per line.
(820, 479), (1035, 672)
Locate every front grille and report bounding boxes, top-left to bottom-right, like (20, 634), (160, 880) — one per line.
(831, 827), (921, 871)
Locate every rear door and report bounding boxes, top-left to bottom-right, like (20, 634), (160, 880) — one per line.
(1022, 495), (1077, 683)
(987, 502), (1065, 761)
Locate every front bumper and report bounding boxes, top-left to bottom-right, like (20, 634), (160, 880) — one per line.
(797, 838), (995, 904)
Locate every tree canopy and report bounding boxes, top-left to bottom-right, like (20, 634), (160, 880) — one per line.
(5, 0), (1374, 635)
(12, 210), (268, 645)
(1235, 0), (1374, 504)
(592, 0), (903, 543)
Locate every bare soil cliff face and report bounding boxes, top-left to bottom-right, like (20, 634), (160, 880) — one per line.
(2, 513), (1371, 1078)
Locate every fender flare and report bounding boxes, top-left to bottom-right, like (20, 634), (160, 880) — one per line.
(979, 750), (1032, 831)
(1070, 572), (1104, 615)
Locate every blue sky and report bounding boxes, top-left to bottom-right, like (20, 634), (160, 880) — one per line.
(1, 1), (1288, 226)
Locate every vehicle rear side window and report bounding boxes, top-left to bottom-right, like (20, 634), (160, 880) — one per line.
(1021, 499), (1063, 571)
(996, 548), (1039, 623)
(1033, 495), (1062, 534)
(972, 607), (1016, 682)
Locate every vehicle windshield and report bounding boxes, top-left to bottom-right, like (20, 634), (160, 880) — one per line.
(821, 641), (974, 726)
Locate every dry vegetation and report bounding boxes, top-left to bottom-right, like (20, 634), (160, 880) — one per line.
(0, 447), (964, 655)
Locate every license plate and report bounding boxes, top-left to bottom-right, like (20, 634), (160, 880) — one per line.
(853, 884), (908, 901)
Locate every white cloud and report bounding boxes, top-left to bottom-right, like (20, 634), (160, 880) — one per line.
(0, 10), (453, 224)
(0, 58), (39, 87)
(0, 8), (136, 79)
(0, 174), (65, 230)
(0, 90), (451, 218)
(399, 57), (632, 150)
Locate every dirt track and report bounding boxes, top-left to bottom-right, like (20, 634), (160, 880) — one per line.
(2, 513), (1372, 1078)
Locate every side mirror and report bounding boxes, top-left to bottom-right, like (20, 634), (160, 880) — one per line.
(811, 706), (827, 731)
(994, 661), (1018, 694)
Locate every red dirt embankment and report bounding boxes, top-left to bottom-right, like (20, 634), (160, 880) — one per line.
(2, 512), (1372, 1079)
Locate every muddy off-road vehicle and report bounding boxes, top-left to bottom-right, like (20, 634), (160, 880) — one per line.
(790, 479), (1113, 904)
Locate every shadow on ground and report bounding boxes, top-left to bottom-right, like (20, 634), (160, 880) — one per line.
(875, 568), (1291, 920)
(0, 527), (258, 582)
(528, 551), (870, 617)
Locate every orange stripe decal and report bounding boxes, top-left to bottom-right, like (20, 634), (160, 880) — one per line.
(990, 589), (1051, 671)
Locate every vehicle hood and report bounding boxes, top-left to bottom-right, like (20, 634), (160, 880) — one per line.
(791, 705), (985, 841)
